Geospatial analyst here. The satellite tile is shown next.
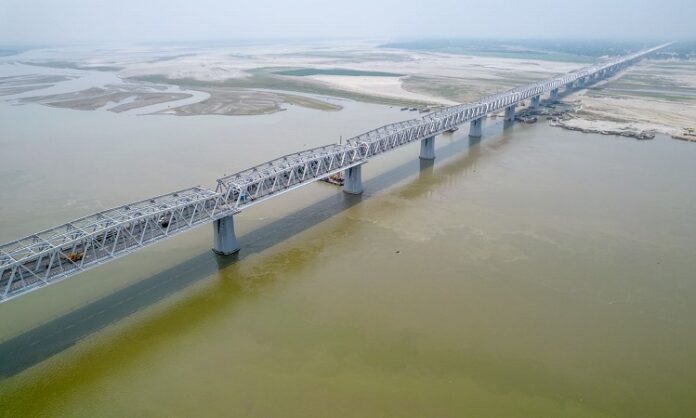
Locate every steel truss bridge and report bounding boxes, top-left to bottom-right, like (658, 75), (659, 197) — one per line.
(0, 43), (671, 303)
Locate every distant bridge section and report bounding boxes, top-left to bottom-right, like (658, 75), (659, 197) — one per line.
(0, 43), (672, 303)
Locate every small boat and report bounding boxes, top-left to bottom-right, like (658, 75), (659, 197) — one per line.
(400, 107), (409, 111)
(321, 172), (344, 186)
(445, 127), (459, 134)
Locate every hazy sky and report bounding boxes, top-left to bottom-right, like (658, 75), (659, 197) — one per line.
(1, 0), (694, 46)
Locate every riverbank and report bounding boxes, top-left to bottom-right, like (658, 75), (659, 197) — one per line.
(1, 42), (583, 116)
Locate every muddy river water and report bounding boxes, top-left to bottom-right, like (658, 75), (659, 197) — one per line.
(1, 85), (696, 417)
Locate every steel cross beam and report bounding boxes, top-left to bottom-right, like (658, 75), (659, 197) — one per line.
(0, 43), (671, 303)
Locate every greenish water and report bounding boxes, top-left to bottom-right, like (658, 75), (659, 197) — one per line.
(1, 97), (696, 417)
(380, 40), (601, 63)
(380, 39), (686, 63)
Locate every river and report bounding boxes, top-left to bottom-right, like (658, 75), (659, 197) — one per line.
(1, 80), (696, 417)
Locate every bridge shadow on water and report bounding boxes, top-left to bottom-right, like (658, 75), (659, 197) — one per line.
(0, 121), (517, 379)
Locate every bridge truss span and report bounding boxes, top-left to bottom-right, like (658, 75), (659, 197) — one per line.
(0, 42), (672, 303)
(215, 142), (368, 211)
(0, 187), (235, 301)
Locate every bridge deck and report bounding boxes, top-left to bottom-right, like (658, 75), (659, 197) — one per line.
(0, 43), (672, 303)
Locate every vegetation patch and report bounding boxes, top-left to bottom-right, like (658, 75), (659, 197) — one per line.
(273, 68), (403, 77)
(21, 61), (123, 72)
(132, 73), (432, 107)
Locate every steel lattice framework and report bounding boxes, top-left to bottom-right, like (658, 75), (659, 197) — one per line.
(0, 43), (671, 303)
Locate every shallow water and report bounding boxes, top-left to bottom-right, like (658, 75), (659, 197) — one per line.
(1, 85), (696, 417)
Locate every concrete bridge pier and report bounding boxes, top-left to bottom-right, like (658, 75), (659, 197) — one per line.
(418, 157), (435, 180)
(212, 214), (240, 255)
(550, 88), (559, 101)
(344, 164), (363, 195)
(469, 118), (483, 137)
(419, 136), (436, 160)
(565, 82), (574, 92)
(504, 104), (516, 122)
(531, 95), (541, 109)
